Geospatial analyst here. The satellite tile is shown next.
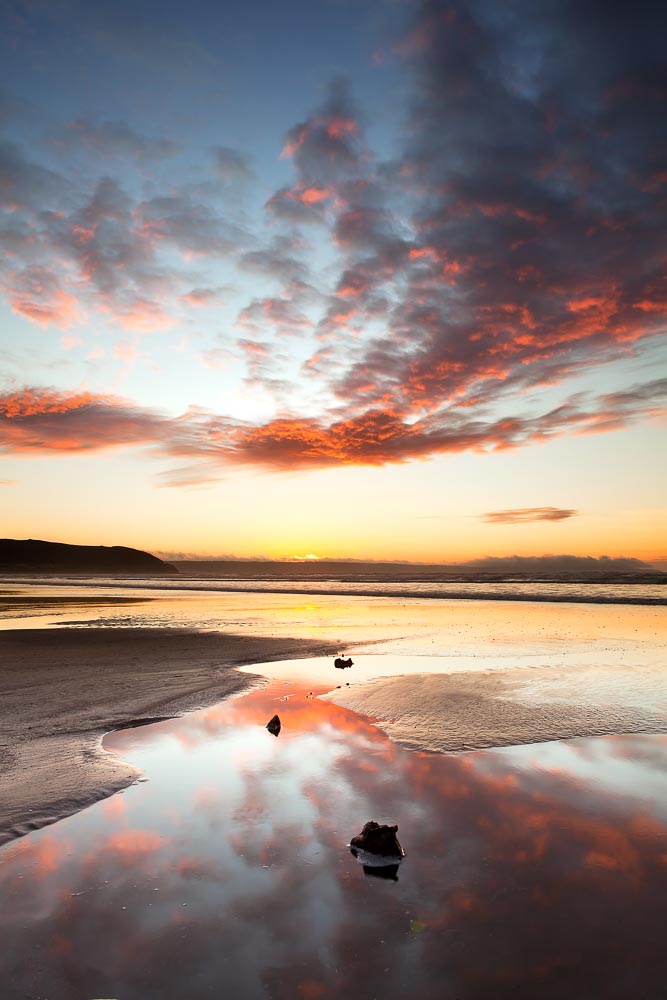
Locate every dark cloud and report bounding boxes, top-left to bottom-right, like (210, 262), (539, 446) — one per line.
(265, 185), (331, 225)
(482, 508), (579, 525)
(264, 79), (367, 236)
(212, 146), (254, 183)
(236, 295), (310, 338)
(0, 89), (27, 128)
(53, 119), (181, 161)
(237, 236), (308, 284)
(236, 338), (290, 397)
(332, 0), (667, 416)
(281, 77), (363, 184)
(0, 140), (71, 211)
(259, 1), (667, 445)
(140, 192), (244, 256)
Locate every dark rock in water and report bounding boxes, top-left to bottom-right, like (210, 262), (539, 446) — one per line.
(350, 821), (404, 858)
(334, 656), (353, 669)
(266, 714), (281, 736)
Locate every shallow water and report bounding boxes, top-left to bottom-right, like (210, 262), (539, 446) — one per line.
(1, 679), (666, 999)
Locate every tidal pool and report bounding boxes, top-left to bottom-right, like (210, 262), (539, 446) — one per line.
(1, 675), (666, 1000)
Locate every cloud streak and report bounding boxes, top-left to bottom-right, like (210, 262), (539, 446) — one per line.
(482, 508), (579, 525)
(1, 378), (665, 480)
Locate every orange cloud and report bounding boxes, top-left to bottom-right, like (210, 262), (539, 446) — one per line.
(9, 283), (81, 328)
(482, 507), (579, 525)
(297, 185), (333, 205)
(0, 387), (109, 419)
(0, 386), (167, 454)
(1, 375), (664, 477)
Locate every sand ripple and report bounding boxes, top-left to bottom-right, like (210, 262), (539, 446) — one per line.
(323, 666), (667, 752)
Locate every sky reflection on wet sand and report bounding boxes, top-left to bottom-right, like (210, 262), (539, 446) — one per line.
(1, 681), (666, 1000)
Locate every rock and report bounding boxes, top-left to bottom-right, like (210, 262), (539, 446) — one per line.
(350, 821), (404, 858)
(266, 714), (281, 736)
(334, 656), (354, 669)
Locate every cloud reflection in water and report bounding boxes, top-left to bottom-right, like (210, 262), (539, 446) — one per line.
(0, 684), (666, 999)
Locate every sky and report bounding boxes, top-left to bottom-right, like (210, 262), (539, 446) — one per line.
(0, 0), (666, 564)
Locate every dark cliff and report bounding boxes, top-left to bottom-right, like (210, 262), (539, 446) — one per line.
(0, 539), (178, 575)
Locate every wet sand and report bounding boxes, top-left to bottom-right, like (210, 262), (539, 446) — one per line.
(0, 628), (338, 845)
(323, 667), (667, 752)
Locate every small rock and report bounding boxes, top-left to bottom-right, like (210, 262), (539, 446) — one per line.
(266, 714), (281, 736)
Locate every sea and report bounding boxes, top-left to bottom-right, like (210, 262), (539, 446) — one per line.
(0, 569), (665, 998)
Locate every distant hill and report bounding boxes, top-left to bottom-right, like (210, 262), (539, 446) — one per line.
(0, 539), (178, 575)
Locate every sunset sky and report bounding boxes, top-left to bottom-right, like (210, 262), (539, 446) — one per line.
(1, 0), (666, 564)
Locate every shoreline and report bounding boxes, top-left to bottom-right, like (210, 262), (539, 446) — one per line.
(0, 627), (339, 846)
(2, 577), (666, 606)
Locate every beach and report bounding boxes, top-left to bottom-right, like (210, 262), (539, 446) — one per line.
(1, 578), (666, 997)
(1, 580), (666, 846)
